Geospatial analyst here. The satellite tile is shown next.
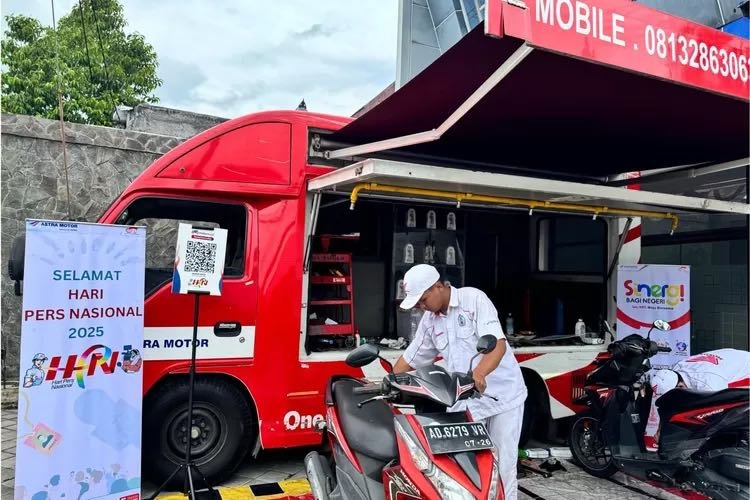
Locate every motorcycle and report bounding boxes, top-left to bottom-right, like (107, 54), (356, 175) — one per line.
(305, 335), (503, 500)
(569, 320), (749, 500)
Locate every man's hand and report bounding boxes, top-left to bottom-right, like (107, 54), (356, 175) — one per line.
(473, 372), (487, 393)
(393, 356), (414, 374)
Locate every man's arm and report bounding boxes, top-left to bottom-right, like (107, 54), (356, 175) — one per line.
(472, 292), (507, 392)
(473, 339), (507, 391)
(396, 315), (436, 373)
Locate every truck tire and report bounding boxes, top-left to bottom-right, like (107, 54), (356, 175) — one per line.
(519, 394), (535, 447)
(143, 376), (256, 488)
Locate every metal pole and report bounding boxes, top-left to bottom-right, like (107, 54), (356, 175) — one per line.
(183, 292), (200, 500)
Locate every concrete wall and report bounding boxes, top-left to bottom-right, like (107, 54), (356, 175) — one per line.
(118, 104), (228, 139)
(0, 113), (185, 381)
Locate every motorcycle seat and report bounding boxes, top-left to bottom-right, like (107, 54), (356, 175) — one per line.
(657, 388), (749, 422)
(332, 379), (398, 463)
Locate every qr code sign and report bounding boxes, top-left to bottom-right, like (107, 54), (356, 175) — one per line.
(185, 240), (217, 273)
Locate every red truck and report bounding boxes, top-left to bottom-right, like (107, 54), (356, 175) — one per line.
(10, 0), (749, 487)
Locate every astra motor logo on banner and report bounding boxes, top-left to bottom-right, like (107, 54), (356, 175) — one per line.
(617, 265), (691, 368)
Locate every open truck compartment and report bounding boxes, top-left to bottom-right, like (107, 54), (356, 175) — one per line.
(305, 193), (610, 354)
(301, 159), (749, 355)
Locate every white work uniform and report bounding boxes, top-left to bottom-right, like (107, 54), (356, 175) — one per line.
(402, 286), (527, 500)
(644, 348), (750, 450)
(662, 348), (750, 395)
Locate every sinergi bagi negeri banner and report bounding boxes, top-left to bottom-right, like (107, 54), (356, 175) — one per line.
(15, 220), (145, 500)
(616, 264), (691, 368)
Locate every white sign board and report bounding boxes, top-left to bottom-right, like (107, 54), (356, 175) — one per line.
(172, 223), (228, 296)
(616, 264), (691, 368)
(16, 220), (145, 500)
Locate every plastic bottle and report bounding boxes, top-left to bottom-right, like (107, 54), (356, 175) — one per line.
(575, 318), (586, 336)
(506, 313), (514, 336)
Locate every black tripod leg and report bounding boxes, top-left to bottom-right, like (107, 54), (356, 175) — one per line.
(186, 466), (197, 500)
(189, 462), (216, 492)
(146, 463), (185, 500)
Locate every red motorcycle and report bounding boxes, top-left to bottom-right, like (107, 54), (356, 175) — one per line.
(305, 335), (503, 500)
(569, 321), (749, 500)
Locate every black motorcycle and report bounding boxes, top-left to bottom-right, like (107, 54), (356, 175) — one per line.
(569, 320), (749, 500)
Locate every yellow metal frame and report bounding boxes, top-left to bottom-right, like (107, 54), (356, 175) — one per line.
(349, 182), (679, 233)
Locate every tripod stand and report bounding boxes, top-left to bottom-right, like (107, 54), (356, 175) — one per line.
(147, 292), (219, 500)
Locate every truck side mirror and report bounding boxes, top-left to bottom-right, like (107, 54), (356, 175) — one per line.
(345, 344), (380, 368)
(8, 235), (25, 296)
(476, 335), (497, 354)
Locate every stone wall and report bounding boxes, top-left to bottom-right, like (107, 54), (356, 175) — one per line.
(1, 113), (185, 381)
(120, 104), (228, 139)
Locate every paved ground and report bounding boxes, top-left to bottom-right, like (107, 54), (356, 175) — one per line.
(1, 407), (691, 500)
(140, 448), (309, 496)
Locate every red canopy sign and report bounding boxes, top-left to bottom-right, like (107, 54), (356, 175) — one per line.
(486, 0), (750, 100)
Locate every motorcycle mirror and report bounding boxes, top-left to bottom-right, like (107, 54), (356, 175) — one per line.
(653, 319), (671, 331)
(476, 335), (497, 354)
(468, 335), (498, 374)
(345, 344), (380, 368)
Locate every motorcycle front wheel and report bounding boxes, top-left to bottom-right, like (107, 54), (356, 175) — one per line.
(569, 412), (617, 478)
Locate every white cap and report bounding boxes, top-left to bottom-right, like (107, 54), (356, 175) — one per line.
(400, 264), (440, 310)
(650, 369), (679, 400)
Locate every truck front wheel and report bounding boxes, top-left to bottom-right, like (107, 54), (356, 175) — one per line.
(143, 376), (256, 488)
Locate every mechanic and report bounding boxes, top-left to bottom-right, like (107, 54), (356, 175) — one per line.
(393, 264), (527, 500)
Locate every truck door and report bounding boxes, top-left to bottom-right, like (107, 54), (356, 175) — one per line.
(105, 194), (259, 486)
(107, 195), (258, 372)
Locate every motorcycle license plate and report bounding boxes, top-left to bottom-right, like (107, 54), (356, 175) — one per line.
(423, 422), (493, 455)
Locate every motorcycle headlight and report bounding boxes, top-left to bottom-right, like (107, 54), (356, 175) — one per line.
(394, 421), (474, 500)
(424, 465), (474, 500)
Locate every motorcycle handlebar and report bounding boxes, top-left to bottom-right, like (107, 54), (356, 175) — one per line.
(353, 384), (381, 395)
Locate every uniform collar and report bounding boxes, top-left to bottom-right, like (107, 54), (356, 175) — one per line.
(448, 286), (459, 308)
(434, 286), (459, 317)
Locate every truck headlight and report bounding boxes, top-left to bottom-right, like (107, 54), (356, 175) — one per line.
(395, 421), (474, 500)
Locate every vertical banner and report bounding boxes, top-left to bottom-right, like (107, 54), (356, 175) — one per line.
(16, 220), (146, 500)
(616, 264), (691, 368)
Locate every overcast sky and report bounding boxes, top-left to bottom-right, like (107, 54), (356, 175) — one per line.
(2, 0), (398, 119)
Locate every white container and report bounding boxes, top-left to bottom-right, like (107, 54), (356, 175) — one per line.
(406, 208), (416, 228)
(426, 210), (437, 229)
(575, 318), (586, 336)
(506, 313), (514, 336)
(404, 243), (414, 264)
(549, 447), (573, 459)
(525, 448), (550, 458)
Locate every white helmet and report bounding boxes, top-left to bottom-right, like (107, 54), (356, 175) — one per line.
(650, 369), (680, 400)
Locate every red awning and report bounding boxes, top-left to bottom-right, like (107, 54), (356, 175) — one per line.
(330, 2), (749, 178)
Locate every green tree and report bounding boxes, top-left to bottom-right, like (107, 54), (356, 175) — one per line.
(2, 0), (162, 125)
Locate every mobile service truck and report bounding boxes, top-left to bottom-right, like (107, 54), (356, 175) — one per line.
(9, 0), (749, 486)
